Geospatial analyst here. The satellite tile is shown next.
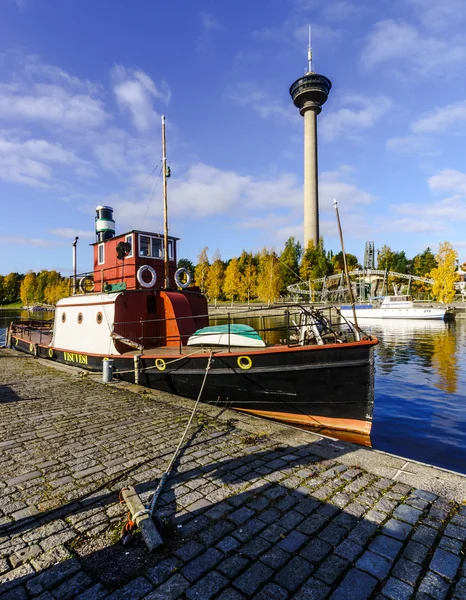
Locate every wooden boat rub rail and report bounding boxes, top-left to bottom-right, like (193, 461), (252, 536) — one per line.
(152, 358), (372, 376)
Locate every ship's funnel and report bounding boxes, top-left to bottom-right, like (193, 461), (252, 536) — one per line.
(95, 205), (115, 242)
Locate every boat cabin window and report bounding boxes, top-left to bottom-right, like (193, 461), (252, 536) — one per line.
(98, 243), (105, 265)
(138, 235), (173, 260)
(125, 234), (133, 258)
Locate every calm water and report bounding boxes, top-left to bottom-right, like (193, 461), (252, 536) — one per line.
(2, 309), (466, 475)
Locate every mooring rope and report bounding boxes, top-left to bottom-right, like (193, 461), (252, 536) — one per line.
(146, 350), (213, 516)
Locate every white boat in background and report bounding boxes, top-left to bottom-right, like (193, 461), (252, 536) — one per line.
(340, 295), (447, 321)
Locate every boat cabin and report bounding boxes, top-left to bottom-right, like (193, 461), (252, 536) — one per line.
(89, 206), (179, 293)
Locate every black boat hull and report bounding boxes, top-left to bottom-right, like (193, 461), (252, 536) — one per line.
(11, 334), (375, 443)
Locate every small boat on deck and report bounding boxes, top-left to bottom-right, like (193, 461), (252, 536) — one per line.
(7, 117), (378, 445)
(340, 295), (447, 321)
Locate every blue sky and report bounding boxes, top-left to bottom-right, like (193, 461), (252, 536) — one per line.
(1, 0), (466, 276)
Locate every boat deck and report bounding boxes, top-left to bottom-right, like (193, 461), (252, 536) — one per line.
(11, 327), (276, 356)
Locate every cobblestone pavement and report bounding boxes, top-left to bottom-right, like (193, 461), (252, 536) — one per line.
(1, 349), (466, 600)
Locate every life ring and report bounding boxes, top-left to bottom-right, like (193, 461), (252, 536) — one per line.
(155, 358), (166, 371)
(48, 348), (53, 358)
(79, 276), (94, 294)
(137, 265), (157, 288)
(237, 356), (252, 370)
(174, 268), (192, 289)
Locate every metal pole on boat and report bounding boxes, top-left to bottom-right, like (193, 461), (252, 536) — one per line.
(333, 200), (360, 339)
(72, 237), (79, 294)
(162, 115), (170, 289)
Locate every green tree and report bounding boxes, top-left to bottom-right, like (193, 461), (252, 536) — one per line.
(3, 272), (22, 304)
(393, 251), (409, 274)
(256, 249), (281, 303)
(413, 247), (437, 277)
(223, 257), (241, 305)
(300, 239), (333, 282)
(377, 245), (396, 271)
(332, 251), (359, 273)
(177, 258), (194, 274)
(205, 249), (224, 303)
(430, 242), (458, 303)
(194, 247), (209, 293)
(279, 237), (302, 293)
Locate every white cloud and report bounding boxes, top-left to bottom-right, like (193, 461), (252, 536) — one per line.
(407, 0), (466, 32)
(321, 95), (393, 141)
(112, 66), (170, 132)
(0, 82), (109, 130)
(412, 100), (466, 134)
(428, 169), (466, 194)
(0, 134), (92, 187)
(360, 19), (466, 74)
(201, 12), (222, 31)
(386, 135), (434, 154)
(319, 167), (374, 209)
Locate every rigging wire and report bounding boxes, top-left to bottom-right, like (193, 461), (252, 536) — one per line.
(115, 161), (162, 222)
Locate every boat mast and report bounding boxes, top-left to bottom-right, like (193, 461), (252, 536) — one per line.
(333, 199), (360, 340)
(161, 115), (170, 289)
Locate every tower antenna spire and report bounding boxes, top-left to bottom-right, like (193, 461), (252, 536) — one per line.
(307, 24), (313, 73)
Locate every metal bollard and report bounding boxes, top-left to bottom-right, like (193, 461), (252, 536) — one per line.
(102, 358), (114, 383)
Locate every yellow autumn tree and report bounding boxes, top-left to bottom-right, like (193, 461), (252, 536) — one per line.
(205, 249), (224, 304)
(20, 271), (37, 306)
(194, 247), (209, 294)
(256, 249), (281, 304)
(430, 242), (458, 303)
(238, 259), (258, 304)
(223, 257), (241, 305)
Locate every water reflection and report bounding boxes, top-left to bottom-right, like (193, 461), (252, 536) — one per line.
(368, 319), (466, 474)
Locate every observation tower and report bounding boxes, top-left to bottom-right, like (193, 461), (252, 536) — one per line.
(290, 28), (331, 248)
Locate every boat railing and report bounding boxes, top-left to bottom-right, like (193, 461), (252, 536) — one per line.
(113, 304), (361, 352)
(10, 317), (54, 344)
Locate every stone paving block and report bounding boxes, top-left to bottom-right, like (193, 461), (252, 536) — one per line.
(233, 518), (266, 542)
(329, 568), (377, 600)
(274, 555), (314, 592)
(216, 589), (245, 600)
(381, 518), (413, 541)
(300, 537), (332, 564)
(382, 576), (414, 600)
(252, 582), (288, 599)
(185, 571), (229, 600)
(10, 544), (42, 567)
(145, 557), (180, 586)
(402, 540), (430, 564)
(429, 547), (461, 581)
(199, 520), (234, 546)
(217, 555), (249, 579)
(318, 523), (346, 546)
(241, 537), (271, 559)
(418, 570), (450, 600)
(356, 550), (392, 581)
(181, 547), (223, 583)
(453, 577), (466, 600)
(445, 523), (466, 541)
(228, 506), (255, 525)
(369, 534), (403, 561)
(0, 563), (35, 594)
(6, 471), (42, 486)
(0, 586), (28, 600)
(143, 573), (190, 600)
(75, 584), (109, 599)
(393, 504), (423, 524)
(314, 554), (349, 586)
(52, 571), (94, 600)
(260, 547), (290, 569)
(233, 561), (273, 596)
(335, 539), (364, 563)
(216, 536), (241, 553)
(276, 529), (308, 553)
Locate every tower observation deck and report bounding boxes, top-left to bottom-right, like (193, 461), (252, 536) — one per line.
(290, 46), (331, 249)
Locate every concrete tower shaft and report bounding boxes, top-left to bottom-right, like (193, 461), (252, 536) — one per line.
(290, 73), (332, 249)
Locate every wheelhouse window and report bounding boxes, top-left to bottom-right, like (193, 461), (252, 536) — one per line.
(125, 234), (133, 258)
(98, 243), (105, 265)
(139, 235), (173, 260)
